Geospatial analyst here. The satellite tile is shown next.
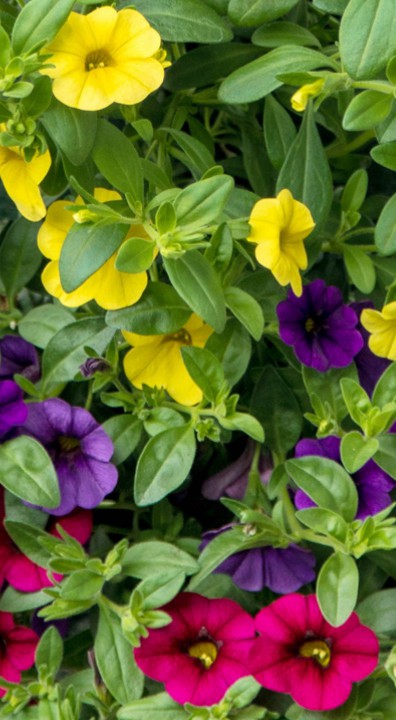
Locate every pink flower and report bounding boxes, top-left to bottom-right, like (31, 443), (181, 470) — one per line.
(134, 592), (256, 706)
(0, 612), (38, 696)
(250, 594), (379, 712)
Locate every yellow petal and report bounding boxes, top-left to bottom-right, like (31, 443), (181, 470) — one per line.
(166, 344), (203, 406)
(122, 331), (162, 348)
(0, 148), (49, 222)
(92, 255), (148, 310)
(272, 253), (302, 296)
(278, 189), (294, 227)
(287, 197), (315, 242)
(85, 6), (118, 48)
(382, 302), (396, 320)
(254, 239), (281, 269)
(51, 68), (113, 111)
(282, 238), (308, 271)
(360, 309), (389, 334)
(109, 60), (165, 105)
(41, 261), (97, 307)
(368, 327), (396, 360)
(124, 341), (174, 390)
(37, 199), (74, 259)
(185, 315), (213, 345)
(112, 9), (161, 60)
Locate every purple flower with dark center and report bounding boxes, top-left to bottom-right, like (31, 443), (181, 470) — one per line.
(200, 526), (315, 593)
(21, 398), (118, 515)
(277, 280), (364, 372)
(350, 301), (391, 397)
(0, 380), (28, 436)
(201, 442), (272, 501)
(0, 335), (40, 383)
(294, 436), (395, 520)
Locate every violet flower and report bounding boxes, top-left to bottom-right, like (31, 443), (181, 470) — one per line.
(294, 436), (394, 520)
(201, 442), (271, 501)
(351, 301), (391, 396)
(0, 380), (28, 437)
(200, 526), (315, 593)
(0, 335), (40, 383)
(21, 398), (118, 515)
(277, 279), (364, 372)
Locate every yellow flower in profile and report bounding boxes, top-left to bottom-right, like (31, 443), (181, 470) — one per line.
(41, 7), (166, 111)
(37, 188), (149, 310)
(291, 80), (325, 112)
(361, 302), (396, 359)
(247, 189), (315, 296)
(0, 143), (50, 222)
(123, 316), (214, 406)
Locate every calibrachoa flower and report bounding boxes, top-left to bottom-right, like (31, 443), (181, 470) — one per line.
(0, 140), (51, 221)
(291, 79), (325, 112)
(0, 380), (27, 437)
(247, 189), (315, 296)
(0, 612), (38, 696)
(294, 436), (394, 519)
(123, 315), (213, 406)
(134, 592), (256, 706)
(200, 527), (315, 593)
(250, 593), (379, 711)
(41, 7), (166, 111)
(37, 188), (149, 310)
(21, 398), (118, 515)
(351, 301), (391, 396)
(361, 301), (396, 360)
(277, 279), (364, 371)
(0, 335), (40, 383)
(202, 442), (272, 501)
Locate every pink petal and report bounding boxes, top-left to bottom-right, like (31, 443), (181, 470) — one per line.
(49, 508), (93, 544)
(5, 627), (38, 671)
(250, 635), (300, 693)
(5, 554), (50, 592)
(332, 625), (379, 681)
(290, 659), (352, 711)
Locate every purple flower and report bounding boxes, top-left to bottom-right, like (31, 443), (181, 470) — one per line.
(200, 527), (315, 593)
(294, 436), (395, 520)
(350, 301), (391, 396)
(0, 335), (40, 383)
(277, 280), (364, 372)
(201, 442), (272, 501)
(21, 398), (118, 515)
(0, 380), (28, 436)
(80, 357), (110, 378)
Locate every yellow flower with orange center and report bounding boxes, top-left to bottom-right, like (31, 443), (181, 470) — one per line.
(40, 7), (166, 111)
(0, 140), (50, 222)
(37, 188), (149, 310)
(247, 189), (315, 296)
(361, 302), (396, 360)
(123, 316), (214, 406)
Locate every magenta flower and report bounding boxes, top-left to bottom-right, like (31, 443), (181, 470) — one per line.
(0, 612), (38, 697)
(134, 592), (256, 706)
(250, 594), (379, 712)
(21, 398), (118, 515)
(294, 436), (394, 519)
(0, 380), (28, 437)
(277, 280), (363, 372)
(0, 335), (40, 383)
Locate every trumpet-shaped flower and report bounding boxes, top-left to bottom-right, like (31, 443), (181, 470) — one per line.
(0, 141), (50, 222)
(123, 315), (213, 406)
(291, 80), (325, 112)
(41, 7), (166, 111)
(360, 302), (396, 360)
(0, 612), (38, 697)
(37, 189), (148, 310)
(247, 189), (315, 296)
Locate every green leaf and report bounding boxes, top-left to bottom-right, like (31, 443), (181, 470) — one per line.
(42, 317), (114, 389)
(4, 520), (52, 568)
(296, 508), (348, 543)
(11, 0), (75, 54)
(205, 223), (233, 272)
(276, 103), (333, 227)
(206, 320), (251, 387)
(181, 346), (227, 404)
(313, 0), (348, 12)
(91, 120), (143, 203)
(162, 128), (214, 177)
(122, 0), (233, 42)
(340, 432), (379, 474)
(164, 43), (262, 90)
(218, 45), (337, 104)
(375, 193), (396, 255)
(95, 604), (144, 705)
(343, 245), (376, 293)
(251, 366), (302, 455)
(0, 218), (42, 298)
(106, 282), (191, 334)
(371, 141), (396, 171)
(122, 541), (198, 579)
(155, 202), (177, 234)
(18, 305), (75, 349)
(339, 0), (396, 80)
(134, 425), (196, 506)
(118, 693), (187, 720)
(253, 22), (321, 48)
(374, 435), (396, 479)
(241, 122), (274, 197)
(61, 570), (103, 600)
(42, 102), (97, 166)
(143, 408), (185, 436)
(101, 415), (143, 465)
(286, 456), (358, 521)
(357, 589), (396, 633)
(59, 222), (128, 292)
(302, 364), (359, 423)
(228, 0), (298, 26)
(218, 412), (265, 442)
(173, 175), (234, 230)
(0, 437), (59, 509)
(373, 363), (396, 407)
(164, 251), (227, 333)
(115, 237), (155, 274)
(0, 587), (50, 612)
(35, 627), (63, 677)
(341, 169), (369, 213)
(224, 287), (264, 341)
(317, 553), (359, 626)
(264, 95), (297, 171)
(340, 378), (371, 428)
(343, 91), (393, 131)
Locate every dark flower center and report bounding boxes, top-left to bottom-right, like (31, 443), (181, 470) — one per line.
(299, 639), (331, 667)
(85, 49), (113, 71)
(165, 329), (192, 345)
(58, 436), (81, 453)
(188, 640), (218, 668)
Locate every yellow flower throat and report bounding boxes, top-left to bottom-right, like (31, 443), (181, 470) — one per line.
(188, 641), (218, 669)
(85, 49), (113, 71)
(299, 639), (331, 667)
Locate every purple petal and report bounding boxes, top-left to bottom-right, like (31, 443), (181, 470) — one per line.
(0, 380), (28, 435)
(0, 336), (40, 383)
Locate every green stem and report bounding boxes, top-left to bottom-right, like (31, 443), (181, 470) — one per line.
(352, 80), (395, 94)
(280, 487), (304, 536)
(326, 130), (375, 158)
(342, 227), (375, 241)
(84, 381), (93, 411)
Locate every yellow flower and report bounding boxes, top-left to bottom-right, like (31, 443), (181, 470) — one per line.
(291, 79), (325, 112)
(41, 7), (166, 111)
(37, 188), (149, 310)
(0, 143), (50, 222)
(247, 189), (315, 296)
(360, 302), (396, 359)
(123, 315), (214, 406)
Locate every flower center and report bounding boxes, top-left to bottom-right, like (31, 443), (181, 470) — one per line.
(58, 436), (81, 453)
(85, 49), (113, 71)
(165, 329), (192, 345)
(299, 639), (331, 667)
(187, 640), (218, 669)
